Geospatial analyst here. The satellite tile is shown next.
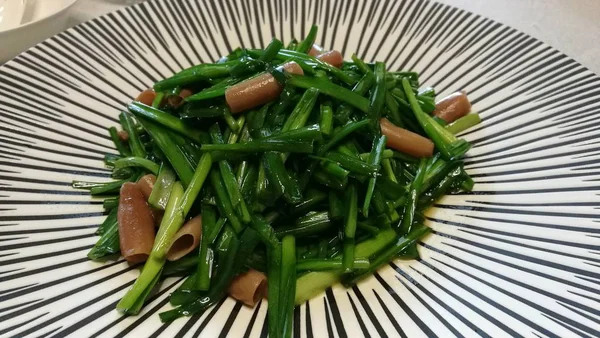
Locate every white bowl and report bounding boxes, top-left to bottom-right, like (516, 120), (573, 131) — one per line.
(0, 0), (79, 63)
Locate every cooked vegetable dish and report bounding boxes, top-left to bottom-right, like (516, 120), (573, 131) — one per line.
(75, 26), (481, 337)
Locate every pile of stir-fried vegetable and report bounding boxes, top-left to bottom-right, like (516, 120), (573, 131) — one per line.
(77, 25), (480, 337)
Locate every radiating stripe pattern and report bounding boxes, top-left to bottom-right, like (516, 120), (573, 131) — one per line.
(0, 0), (598, 336)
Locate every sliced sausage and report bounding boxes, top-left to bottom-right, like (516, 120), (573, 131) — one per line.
(433, 92), (471, 123)
(137, 174), (156, 200)
(225, 62), (304, 113)
(281, 61), (304, 76)
(166, 94), (184, 109)
(118, 182), (156, 263)
(179, 88), (194, 99)
(117, 130), (129, 142)
(228, 269), (268, 307)
(167, 89), (195, 109)
(380, 118), (434, 158)
(316, 50), (344, 68)
(136, 89), (156, 106)
(166, 215), (202, 261)
(136, 174), (163, 225)
(308, 44), (324, 56)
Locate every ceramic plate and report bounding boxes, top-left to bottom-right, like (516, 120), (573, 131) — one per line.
(0, 0), (599, 337)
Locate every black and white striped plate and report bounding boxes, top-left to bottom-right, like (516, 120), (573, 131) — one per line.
(1, 0), (599, 337)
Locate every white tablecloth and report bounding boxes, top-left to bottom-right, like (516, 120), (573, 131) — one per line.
(71, 0), (600, 75)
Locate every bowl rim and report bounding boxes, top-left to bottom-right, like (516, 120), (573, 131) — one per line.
(0, 0), (79, 35)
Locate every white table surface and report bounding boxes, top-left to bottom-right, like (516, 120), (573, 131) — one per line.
(70, 0), (600, 75)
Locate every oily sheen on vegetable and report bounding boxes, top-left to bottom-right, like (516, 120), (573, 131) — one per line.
(75, 25), (480, 338)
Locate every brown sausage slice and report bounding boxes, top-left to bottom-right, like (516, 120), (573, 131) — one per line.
(136, 174), (163, 225)
(136, 89), (156, 106)
(281, 61), (304, 75)
(166, 215), (202, 261)
(137, 174), (156, 200)
(433, 92), (471, 123)
(228, 269), (268, 307)
(179, 88), (194, 99)
(308, 44), (324, 56)
(225, 62), (304, 114)
(380, 118), (434, 158)
(316, 50), (343, 68)
(117, 130), (129, 142)
(118, 182), (156, 263)
(167, 89), (195, 109)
